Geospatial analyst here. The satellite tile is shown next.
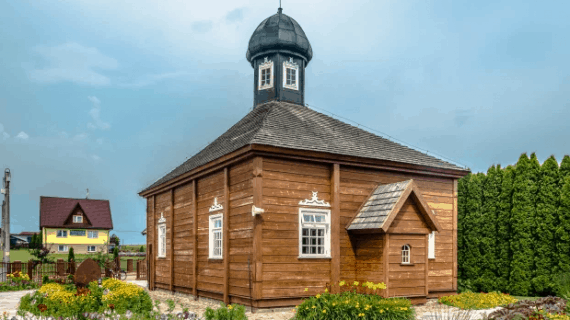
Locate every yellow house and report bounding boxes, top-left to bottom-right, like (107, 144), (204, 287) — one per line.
(40, 196), (113, 254)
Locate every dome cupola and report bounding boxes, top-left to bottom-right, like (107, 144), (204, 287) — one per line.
(247, 8), (313, 107)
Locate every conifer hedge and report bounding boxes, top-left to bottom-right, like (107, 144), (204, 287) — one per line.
(458, 153), (570, 296)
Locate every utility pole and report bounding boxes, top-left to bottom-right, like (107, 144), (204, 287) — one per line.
(1, 169), (10, 282)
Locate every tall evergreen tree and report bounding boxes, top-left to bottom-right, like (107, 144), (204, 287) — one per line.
(509, 153), (540, 296)
(463, 172), (486, 289)
(457, 173), (470, 286)
(533, 155), (560, 295)
(497, 165), (515, 293)
(558, 155), (570, 275)
(476, 165), (502, 292)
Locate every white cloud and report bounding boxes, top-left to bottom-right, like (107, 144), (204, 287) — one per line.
(27, 43), (118, 86)
(73, 133), (88, 141)
(58, 131), (69, 139)
(96, 138), (103, 145)
(87, 96), (110, 130)
(0, 123), (9, 140)
(16, 132), (29, 140)
(91, 155), (101, 161)
(120, 71), (188, 88)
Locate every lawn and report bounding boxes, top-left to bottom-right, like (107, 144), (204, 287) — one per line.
(1, 249), (145, 271)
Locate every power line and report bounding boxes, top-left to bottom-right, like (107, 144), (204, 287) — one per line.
(304, 103), (469, 170)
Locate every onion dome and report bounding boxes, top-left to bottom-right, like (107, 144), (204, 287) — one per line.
(246, 8), (313, 66)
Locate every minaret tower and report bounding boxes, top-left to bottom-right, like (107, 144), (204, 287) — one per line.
(246, 7), (313, 107)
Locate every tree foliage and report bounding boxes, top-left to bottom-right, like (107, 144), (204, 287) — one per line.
(462, 173), (486, 289)
(68, 246), (75, 262)
(557, 176), (570, 274)
(533, 155), (559, 295)
(496, 165), (514, 293)
(476, 165), (502, 292)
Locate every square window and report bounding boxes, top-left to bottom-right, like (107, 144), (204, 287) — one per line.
(88, 246), (96, 253)
(73, 215), (83, 223)
(299, 208), (330, 258)
(58, 245), (68, 252)
(88, 231), (99, 239)
(57, 230), (68, 238)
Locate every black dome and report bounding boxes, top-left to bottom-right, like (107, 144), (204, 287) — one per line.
(246, 8), (313, 66)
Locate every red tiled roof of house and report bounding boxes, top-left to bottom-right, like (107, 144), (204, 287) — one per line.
(18, 231), (39, 235)
(40, 196), (113, 229)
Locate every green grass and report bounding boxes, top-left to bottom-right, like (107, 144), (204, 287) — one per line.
(513, 296), (542, 301)
(1, 249), (145, 271)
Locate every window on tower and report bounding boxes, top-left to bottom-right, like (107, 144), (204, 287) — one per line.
(258, 57), (273, 90)
(283, 57), (299, 90)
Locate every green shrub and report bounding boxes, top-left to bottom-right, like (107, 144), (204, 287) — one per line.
(294, 291), (414, 320)
(68, 247), (75, 262)
(438, 292), (518, 310)
(204, 303), (247, 320)
(140, 245), (145, 252)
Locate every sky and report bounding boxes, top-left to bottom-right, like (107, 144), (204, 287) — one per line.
(0, 0), (569, 244)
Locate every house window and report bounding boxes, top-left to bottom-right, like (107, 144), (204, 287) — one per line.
(283, 58), (299, 90)
(56, 230), (68, 238)
(428, 231), (436, 259)
(209, 213), (223, 259)
(87, 245), (96, 253)
(73, 215), (83, 223)
(70, 230), (86, 236)
(299, 208), (331, 258)
(258, 57), (273, 90)
(58, 245), (68, 252)
(402, 244), (411, 264)
(88, 231), (99, 239)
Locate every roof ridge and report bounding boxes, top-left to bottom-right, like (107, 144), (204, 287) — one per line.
(251, 102), (278, 142)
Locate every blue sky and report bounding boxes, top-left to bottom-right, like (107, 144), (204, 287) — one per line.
(0, 0), (569, 244)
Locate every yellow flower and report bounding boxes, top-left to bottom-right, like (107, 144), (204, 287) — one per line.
(311, 306), (316, 309)
(316, 294), (321, 299)
(353, 281), (359, 286)
(322, 310), (326, 313)
(359, 313), (365, 317)
(304, 288), (308, 292)
(324, 288), (328, 293)
(339, 280), (346, 286)
(228, 305), (233, 310)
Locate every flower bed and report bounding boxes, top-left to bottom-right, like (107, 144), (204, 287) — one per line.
(438, 292), (518, 310)
(0, 271), (39, 292)
(293, 281), (414, 320)
(18, 278), (153, 318)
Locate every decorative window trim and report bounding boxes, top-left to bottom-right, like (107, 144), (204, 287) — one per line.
(73, 215), (83, 223)
(283, 57), (299, 90)
(298, 208), (331, 258)
(209, 213), (223, 259)
(56, 230), (68, 238)
(258, 57), (274, 90)
(157, 213), (167, 258)
(209, 197), (223, 212)
(88, 231), (99, 239)
(87, 245), (96, 253)
(401, 244), (411, 264)
(58, 245), (68, 252)
(299, 191), (330, 207)
(428, 231), (436, 259)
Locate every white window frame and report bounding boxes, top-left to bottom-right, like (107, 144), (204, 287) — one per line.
(58, 245), (68, 252)
(157, 214), (167, 258)
(402, 244), (411, 264)
(87, 245), (96, 253)
(88, 231), (99, 239)
(73, 215), (83, 223)
(258, 57), (274, 90)
(56, 230), (68, 238)
(428, 231), (436, 259)
(209, 213), (223, 259)
(298, 208), (331, 258)
(283, 57), (299, 90)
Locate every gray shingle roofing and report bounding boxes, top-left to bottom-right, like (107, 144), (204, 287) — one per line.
(141, 101), (467, 193)
(347, 180), (411, 230)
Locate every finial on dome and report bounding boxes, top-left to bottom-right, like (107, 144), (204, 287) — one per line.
(278, 0), (282, 14)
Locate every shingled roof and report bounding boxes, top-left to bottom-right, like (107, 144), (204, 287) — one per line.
(141, 101), (468, 193)
(40, 196), (113, 230)
(346, 179), (441, 232)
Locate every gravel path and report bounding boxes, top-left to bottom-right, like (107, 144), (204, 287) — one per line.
(0, 290), (35, 318)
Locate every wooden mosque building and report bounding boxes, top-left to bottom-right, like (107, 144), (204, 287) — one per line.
(138, 7), (470, 307)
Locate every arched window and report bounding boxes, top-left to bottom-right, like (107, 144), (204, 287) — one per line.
(401, 244), (411, 264)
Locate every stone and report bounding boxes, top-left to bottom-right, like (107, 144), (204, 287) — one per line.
(74, 258), (101, 288)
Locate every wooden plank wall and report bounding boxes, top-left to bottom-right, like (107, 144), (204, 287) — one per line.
(172, 182), (194, 289)
(261, 158), (332, 298)
(154, 191), (172, 287)
(353, 233), (384, 285)
(388, 234), (426, 297)
(339, 166), (455, 293)
(388, 198), (430, 234)
(147, 196), (155, 289)
(228, 160), (254, 299)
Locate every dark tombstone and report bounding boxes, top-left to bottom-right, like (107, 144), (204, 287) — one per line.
(74, 258), (101, 288)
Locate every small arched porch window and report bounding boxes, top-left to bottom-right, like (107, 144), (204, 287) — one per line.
(401, 244), (411, 264)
